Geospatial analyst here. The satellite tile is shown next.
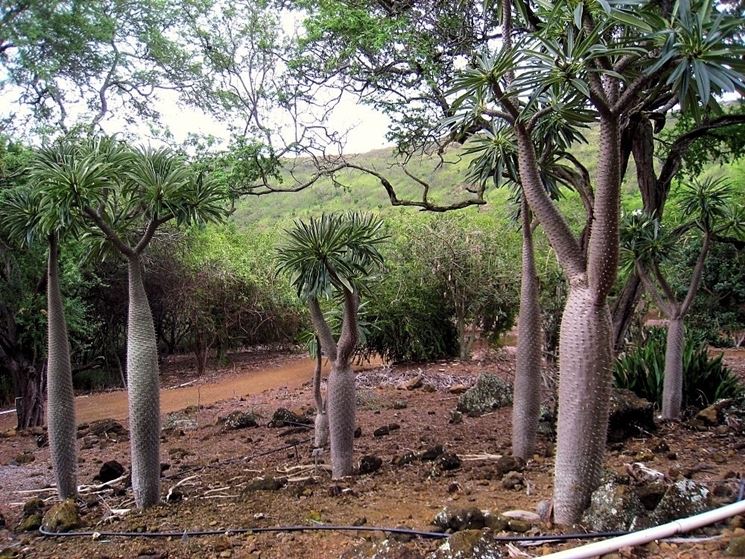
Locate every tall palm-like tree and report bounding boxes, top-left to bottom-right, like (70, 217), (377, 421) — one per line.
(448, 0), (745, 523)
(36, 139), (227, 508)
(622, 177), (743, 419)
(277, 213), (384, 478)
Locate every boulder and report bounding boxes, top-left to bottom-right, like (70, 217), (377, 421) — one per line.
(583, 480), (644, 531)
(607, 389), (655, 442)
(456, 374), (512, 416)
(649, 479), (710, 525)
(41, 499), (80, 533)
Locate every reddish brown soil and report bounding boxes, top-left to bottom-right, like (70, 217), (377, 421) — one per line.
(0, 348), (743, 559)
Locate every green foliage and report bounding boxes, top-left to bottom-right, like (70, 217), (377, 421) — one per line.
(614, 327), (744, 410)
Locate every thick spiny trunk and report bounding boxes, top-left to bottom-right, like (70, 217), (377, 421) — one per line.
(46, 235), (77, 498)
(327, 363), (355, 478)
(553, 285), (613, 525)
(127, 256), (161, 508)
(662, 317), (685, 420)
(512, 203), (542, 460)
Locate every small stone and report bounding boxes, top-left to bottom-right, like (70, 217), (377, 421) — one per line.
(422, 383), (436, 392)
(268, 408), (311, 428)
(439, 452), (461, 471)
(14, 451), (34, 464)
(41, 499), (80, 533)
(421, 445), (445, 461)
(244, 476), (287, 492)
(652, 440), (670, 454)
(502, 471), (524, 490)
(358, 455), (383, 475)
(404, 376), (423, 390)
(354, 426), (362, 438)
(725, 536), (745, 557)
(373, 426), (390, 437)
(219, 551), (232, 558)
(392, 400), (408, 410)
(449, 384), (468, 395)
(495, 455), (525, 476)
(393, 452), (417, 467)
(507, 518), (531, 533)
(352, 517), (367, 526)
(433, 507), (486, 531)
(222, 411), (258, 430)
(448, 410), (463, 424)
(95, 460), (125, 483)
(447, 481), (461, 493)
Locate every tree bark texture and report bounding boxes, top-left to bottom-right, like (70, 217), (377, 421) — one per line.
(512, 202), (542, 460)
(46, 234), (77, 498)
(126, 256), (161, 508)
(312, 342), (328, 448)
(327, 364), (355, 478)
(553, 285), (613, 524)
(662, 317), (685, 420)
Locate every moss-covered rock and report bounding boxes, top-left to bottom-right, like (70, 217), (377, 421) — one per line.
(222, 411), (258, 430)
(725, 536), (745, 557)
(431, 529), (502, 559)
(456, 374), (512, 416)
(648, 479), (710, 526)
(41, 499), (80, 533)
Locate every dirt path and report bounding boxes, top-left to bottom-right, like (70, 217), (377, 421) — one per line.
(2, 355), (380, 429)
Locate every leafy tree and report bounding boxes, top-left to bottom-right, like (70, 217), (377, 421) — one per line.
(409, 215), (519, 359)
(622, 177), (744, 419)
(277, 213), (385, 477)
(35, 138), (227, 508)
(0, 0), (203, 136)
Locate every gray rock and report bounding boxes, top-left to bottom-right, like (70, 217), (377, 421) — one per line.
(583, 479), (644, 531)
(648, 479), (710, 525)
(429, 529), (503, 559)
(359, 455), (383, 475)
(95, 460), (125, 482)
(433, 507), (486, 532)
(607, 389), (655, 442)
(223, 411), (258, 430)
(268, 408), (311, 428)
(456, 374), (512, 416)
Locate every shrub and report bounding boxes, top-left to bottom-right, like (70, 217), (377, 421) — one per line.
(614, 327), (744, 411)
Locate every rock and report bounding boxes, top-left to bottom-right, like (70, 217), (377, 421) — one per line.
(374, 425), (391, 437)
(95, 460), (125, 483)
(87, 418), (128, 440)
(135, 550), (168, 559)
(433, 507), (486, 532)
(359, 455), (383, 475)
(649, 479), (710, 525)
(695, 401), (731, 426)
(166, 489), (183, 503)
(439, 452), (461, 471)
(421, 445), (445, 461)
(583, 479), (644, 531)
(607, 388), (655, 442)
(404, 376), (423, 390)
(14, 451), (34, 464)
(21, 497), (44, 516)
(81, 435), (99, 450)
(393, 452), (418, 467)
(449, 410), (463, 425)
(35, 432), (48, 448)
(484, 514), (508, 532)
(506, 519), (531, 533)
(223, 411), (258, 430)
(354, 426), (362, 438)
(501, 510), (541, 524)
(268, 408), (311, 428)
(244, 476), (287, 492)
(41, 499), (80, 533)
(16, 514), (42, 532)
(392, 400), (408, 410)
(726, 536), (745, 557)
(422, 383), (437, 393)
(456, 374), (512, 416)
(432, 529), (503, 559)
(501, 471), (524, 490)
(495, 455), (525, 477)
(449, 384), (469, 395)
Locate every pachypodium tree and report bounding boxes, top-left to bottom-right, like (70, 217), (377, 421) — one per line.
(35, 138), (227, 508)
(445, 0), (745, 522)
(622, 177), (744, 419)
(278, 213), (384, 478)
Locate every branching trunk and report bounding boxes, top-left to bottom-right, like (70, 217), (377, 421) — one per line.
(46, 234), (77, 499)
(126, 255), (161, 508)
(512, 201), (542, 460)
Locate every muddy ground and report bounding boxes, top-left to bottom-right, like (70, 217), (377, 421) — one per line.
(0, 347), (744, 559)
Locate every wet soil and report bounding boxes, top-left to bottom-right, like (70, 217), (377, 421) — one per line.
(0, 348), (743, 559)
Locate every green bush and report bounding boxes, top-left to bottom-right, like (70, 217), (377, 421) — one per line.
(614, 327), (744, 411)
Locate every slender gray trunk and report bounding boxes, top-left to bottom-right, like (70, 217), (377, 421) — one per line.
(512, 203), (542, 460)
(126, 256), (161, 508)
(327, 364), (355, 478)
(662, 317), (685, 420)
(46, 234), (77, 499)
(553, 285), (613, 524)
(312, 342), (328, 448)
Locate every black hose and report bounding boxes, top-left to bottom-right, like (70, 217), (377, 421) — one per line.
(39, 524), (629, 542)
